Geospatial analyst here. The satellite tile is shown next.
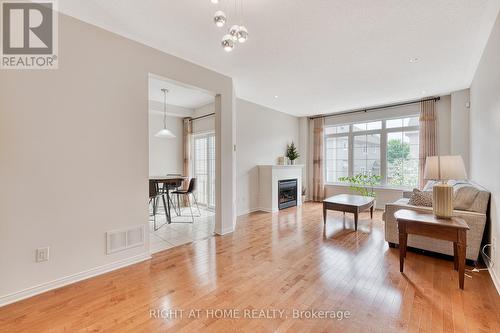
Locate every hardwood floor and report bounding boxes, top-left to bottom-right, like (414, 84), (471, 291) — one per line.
(1, 203), (499, 332)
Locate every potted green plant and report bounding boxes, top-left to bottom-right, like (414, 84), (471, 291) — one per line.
(286, 142), (300, 165)
(338, 173), (381, 198)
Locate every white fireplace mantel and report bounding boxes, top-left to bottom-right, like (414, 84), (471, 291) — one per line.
(258, 165), (303, 213)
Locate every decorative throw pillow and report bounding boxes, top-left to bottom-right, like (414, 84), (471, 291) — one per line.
(408, 188), (433, 207)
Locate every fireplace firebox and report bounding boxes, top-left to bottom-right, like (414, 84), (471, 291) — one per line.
(278, 179), (298, 210)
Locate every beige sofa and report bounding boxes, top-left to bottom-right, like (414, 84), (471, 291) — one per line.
(383, 181), (490, 262)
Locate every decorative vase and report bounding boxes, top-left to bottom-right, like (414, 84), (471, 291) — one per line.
(302, 195), (306, 203)
(290, 159), (295, 165)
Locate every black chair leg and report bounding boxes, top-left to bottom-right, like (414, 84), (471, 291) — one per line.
(168, 191), (179, 216)
(151, 195), (168, 231)
(149, 198), (153, 217)
(153, 197), (157, 230)
(192, 193), (201, 216)
(177, 193), (181, 212)
(168, 193), (195, 224)
(162, 194), (170, 224)
(187, 195), (195, 223)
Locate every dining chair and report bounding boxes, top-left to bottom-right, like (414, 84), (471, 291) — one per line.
(149, 180), (169, 231)
(171, 178), (201, 223)
(158, 174), (181, 194)
(165, 173), (183, 216)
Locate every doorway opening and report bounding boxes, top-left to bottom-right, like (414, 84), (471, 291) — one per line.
(148, 73), (217, 254)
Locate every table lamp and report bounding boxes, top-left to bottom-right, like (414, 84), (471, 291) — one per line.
(423, 155), (467, 218)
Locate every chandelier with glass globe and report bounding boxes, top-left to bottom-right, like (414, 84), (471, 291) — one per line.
(211, 0), (248, 52)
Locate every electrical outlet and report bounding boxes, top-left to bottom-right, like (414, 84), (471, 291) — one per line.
(36, 247), (49, 263)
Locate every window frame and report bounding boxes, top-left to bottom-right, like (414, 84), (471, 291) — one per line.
(192, 131), (216, 211)
(324, 134), (350, 184)
(324, 116), (420, 189)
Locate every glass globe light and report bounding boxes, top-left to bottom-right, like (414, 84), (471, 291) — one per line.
(210, 0), (219, 4)
(236, 26), (248, 43)
(221, 34), (235, 52)
(228, 25), (240, 41)
(213, 11), (226, 28)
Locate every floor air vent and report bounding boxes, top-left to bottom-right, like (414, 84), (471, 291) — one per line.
(106, 225), (145, 254)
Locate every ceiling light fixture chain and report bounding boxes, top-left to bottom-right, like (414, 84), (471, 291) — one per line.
(162, 88), (168, 129)
(155, 88), (176, 138)
(239, 0), (244, 24)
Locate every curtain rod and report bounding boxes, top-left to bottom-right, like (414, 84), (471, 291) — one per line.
(308, 97), (441, 120)
(188, 113), (215, 122)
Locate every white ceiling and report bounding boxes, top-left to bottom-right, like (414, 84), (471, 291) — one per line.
(59, 0), (500, 116)
(148, 75), (214, 109)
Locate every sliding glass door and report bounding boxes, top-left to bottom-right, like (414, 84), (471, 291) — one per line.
(193, 132), (216, 210)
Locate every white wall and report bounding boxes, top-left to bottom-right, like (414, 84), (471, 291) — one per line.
(469, 11), (500, 291)
(149, 114), (183, 176)
(236, 99), (300, 216)
(149, 102), (194, 118)
(437, 95), (451, 156)
(188, 99), (300, 216)
(0, 13), (235, 304)
(451, 89), (471, 173)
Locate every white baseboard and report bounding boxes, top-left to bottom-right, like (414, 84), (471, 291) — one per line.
(0, 252), (151, 307)
(236, 208), (262, 216)
(215, 227), (234, 235)
(488, 266), (500, 295)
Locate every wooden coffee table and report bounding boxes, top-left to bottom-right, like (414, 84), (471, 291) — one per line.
(394, 209), (469, 289)
(323, 194), (374, 231)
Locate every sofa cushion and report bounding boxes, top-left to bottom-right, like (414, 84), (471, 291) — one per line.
(422, 180), (490, 214)
(454, 185), (480, 211)
(469, 191), (490, 214)
(422, 181), (437, 191)
(408, 188), (433, 207)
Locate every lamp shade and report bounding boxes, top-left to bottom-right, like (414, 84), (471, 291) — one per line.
(424, 155), (467, 180)
(155, 128), (176, 138)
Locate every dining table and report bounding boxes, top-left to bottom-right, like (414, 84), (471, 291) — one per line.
(149, 175), (188, 225)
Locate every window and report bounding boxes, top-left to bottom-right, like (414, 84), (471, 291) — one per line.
(325, 135), (348, 183)
(193, 132), (216, 209)
(386, 130), (419, 187)
(324, 116), (419, 188)
(353, 133), (381, 178)
(353, 121), (382, 132)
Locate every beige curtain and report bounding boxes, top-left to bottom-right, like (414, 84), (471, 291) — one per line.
(311, 117), (325, 201)
(419, 99), (437, 189)
(182, 118), (193, 197)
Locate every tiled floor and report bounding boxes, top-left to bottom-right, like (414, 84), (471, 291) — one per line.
(149, 203), (215, 254)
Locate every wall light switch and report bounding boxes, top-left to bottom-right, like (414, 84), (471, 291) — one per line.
(36, 247), (50, 262)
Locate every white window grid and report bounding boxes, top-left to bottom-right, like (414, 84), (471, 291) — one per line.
(192, 132), (216, 210)
(324, 117), (420, 189)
